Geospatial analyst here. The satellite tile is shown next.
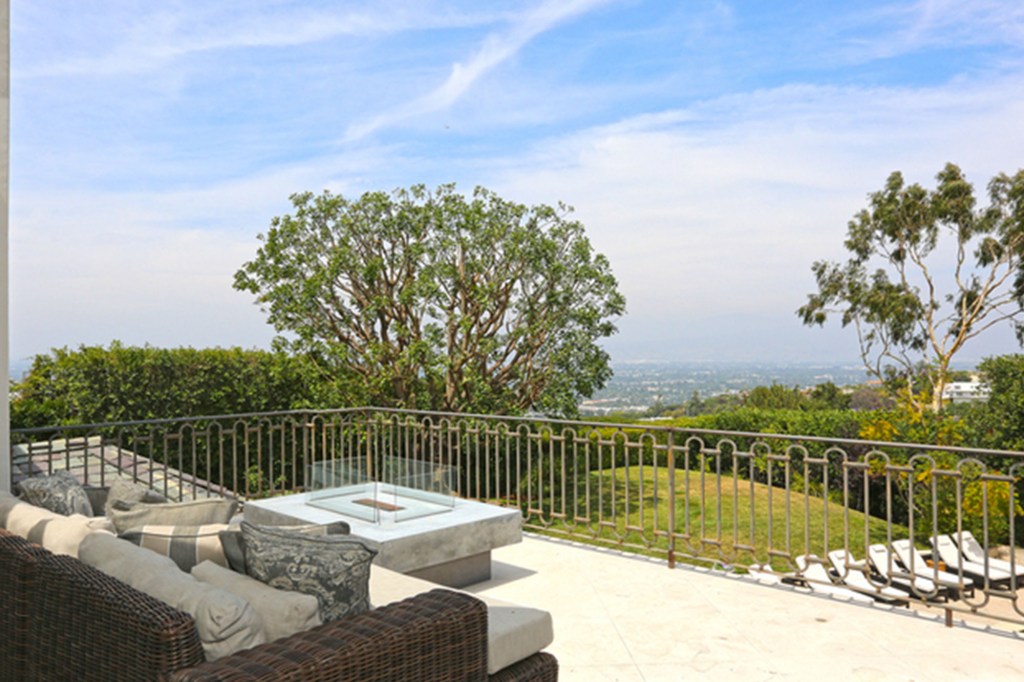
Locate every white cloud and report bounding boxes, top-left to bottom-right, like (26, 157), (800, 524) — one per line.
(488, 74), (1024, 361)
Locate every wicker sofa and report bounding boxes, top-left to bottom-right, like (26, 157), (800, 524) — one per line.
(0, 490), (557, 682)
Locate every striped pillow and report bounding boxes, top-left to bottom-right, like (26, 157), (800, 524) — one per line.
(120, 524), (230, 572)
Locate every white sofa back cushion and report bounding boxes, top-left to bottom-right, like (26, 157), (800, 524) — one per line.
(0, 490), (114, 557)
(79, 532), (266, 661)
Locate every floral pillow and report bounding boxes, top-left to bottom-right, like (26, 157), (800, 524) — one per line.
(240, 522), (376, 622)
(17, 471), (93, 516)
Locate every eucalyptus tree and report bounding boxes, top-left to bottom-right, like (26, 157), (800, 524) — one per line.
(798, 164), (1024, 412)
(235, 184), (625, 417)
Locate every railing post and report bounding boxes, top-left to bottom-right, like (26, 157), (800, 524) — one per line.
(668, 428), (676, 569)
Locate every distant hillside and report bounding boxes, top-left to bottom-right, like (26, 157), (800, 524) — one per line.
(580, 360), (869, 415)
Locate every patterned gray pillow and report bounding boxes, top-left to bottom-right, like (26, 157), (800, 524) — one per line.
(17, 471), (93, 516)
(220, 521), (350, 574)
(240, 522), (376, 622)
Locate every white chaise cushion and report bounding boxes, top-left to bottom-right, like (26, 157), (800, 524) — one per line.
(80, 532), (266, 661)
(370, 566), (554, 675)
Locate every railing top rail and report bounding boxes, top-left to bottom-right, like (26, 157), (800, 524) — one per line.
(9, 407), (367, 435)
(355, 407), (1024, 460)
(11, 405), (1024, 460)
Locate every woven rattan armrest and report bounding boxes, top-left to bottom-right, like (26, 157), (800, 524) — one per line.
(170, 588), (489, 682)
(487, 652), (559, 682)
(24, 551), (205, 681)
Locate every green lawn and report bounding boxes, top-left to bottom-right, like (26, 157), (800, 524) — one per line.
(517, 465), (905, 571)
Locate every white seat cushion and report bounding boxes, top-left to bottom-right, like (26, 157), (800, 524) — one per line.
(370, 566), (553, 674)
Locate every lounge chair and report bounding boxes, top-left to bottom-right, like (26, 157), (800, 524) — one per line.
(793, 555), (875, 604)
(953, 531), (1024, 581)
(891, 538), (974, 599)
(931, 534), (1013, 589)
(866, 544), (948, 602)
(826, 549), (910, 605)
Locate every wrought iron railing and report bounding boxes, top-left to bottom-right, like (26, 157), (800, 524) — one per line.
(10, 407), (1024, 627)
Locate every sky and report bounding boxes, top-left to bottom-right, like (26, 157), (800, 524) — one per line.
(9, 0), (1024, 369)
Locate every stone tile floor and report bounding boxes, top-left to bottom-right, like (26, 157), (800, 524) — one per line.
(468, 534), (1024, 681)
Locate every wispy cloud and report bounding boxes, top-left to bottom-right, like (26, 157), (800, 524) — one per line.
(343, 0), (614, 141)
(16, 2), (504, 79)
(837, 0), (1024, 62)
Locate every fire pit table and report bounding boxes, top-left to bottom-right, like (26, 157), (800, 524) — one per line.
(244, 482), (522, 588)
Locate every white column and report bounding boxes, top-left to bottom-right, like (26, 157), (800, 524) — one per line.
(1, 0), (10, 492)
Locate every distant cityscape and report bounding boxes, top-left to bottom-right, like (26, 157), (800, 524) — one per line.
(579, 361), (872, 415)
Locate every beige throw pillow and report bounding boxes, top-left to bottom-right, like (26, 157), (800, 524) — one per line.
(79, 533), (265, 661)
(108, 498), (240, 535)
(192, 560), (322, 642)
(121, 524), (231, 572)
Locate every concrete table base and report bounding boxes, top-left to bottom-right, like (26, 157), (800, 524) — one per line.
(244, 489), (523, 588)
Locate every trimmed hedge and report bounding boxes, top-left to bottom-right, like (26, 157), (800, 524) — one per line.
(10, 342), (330, 428)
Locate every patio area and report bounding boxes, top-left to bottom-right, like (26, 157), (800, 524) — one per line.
(471, 534), (1024, 681)
(11, 407), (1024, 679)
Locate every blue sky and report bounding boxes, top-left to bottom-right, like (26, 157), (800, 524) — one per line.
(10, 1), (1024, 367)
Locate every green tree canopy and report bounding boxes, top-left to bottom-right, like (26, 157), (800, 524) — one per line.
(964, 354), (1024, 451)
(234, 184), (626, 417)
(798, 163), (1024, 412)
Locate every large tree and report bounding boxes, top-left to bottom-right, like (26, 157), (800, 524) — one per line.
(798, 164), (1024, 412)
(235, 184), (625, 416)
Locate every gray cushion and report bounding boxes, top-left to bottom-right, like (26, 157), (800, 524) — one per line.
(16, 471), (93, 516)
(240, 522), (376, 622)
(104, 479), (169, 514)
(121, 524), (231, 572)
(79, 533), (265, 661)
(220, 521), (350, 574)
(192, 560), (322, 642)
(108, 498), (240, 535)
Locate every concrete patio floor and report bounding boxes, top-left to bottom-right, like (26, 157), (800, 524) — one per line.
(467, 534), (1024, 681)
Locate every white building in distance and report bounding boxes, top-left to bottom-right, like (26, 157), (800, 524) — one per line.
(941, 381), (990, 404)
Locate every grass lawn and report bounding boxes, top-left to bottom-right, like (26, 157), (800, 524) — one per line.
(519, 464), (905, 571)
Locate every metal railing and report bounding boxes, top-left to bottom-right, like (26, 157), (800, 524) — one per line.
(10, 407), (1024, 627)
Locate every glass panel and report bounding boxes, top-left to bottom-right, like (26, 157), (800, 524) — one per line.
(306, 457), (458, 524)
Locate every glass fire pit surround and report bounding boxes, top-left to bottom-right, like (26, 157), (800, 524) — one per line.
(307, 482), (455, 524)
(306, 457), (457, 524)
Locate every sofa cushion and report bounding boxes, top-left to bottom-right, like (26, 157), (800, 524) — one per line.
(370, 565), (554, 675)
(16, 471), (93, 516)
(108, 497), (240, 535)
(79, 532), (265, 661)
(240, 522), (376, 622)
(0, 489), (24, 527)
(121, 524), (231, 572)
(103, 479), (169, 514)
(192, 560), (322, 642)
(1, 491), (114, 556)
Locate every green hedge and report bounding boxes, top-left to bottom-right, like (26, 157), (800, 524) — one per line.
(10, 342), (331, 428)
